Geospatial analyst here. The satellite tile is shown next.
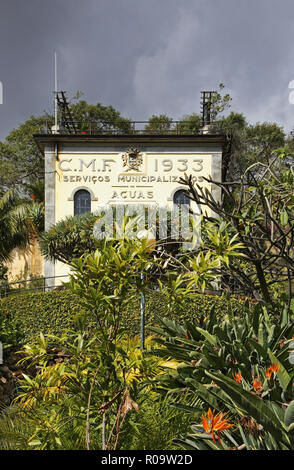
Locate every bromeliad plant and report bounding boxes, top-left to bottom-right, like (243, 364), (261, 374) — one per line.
(150, 301), (294, 449)
(173, 374), (294, 450)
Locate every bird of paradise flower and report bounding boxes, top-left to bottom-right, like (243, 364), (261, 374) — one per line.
(252, 377), (263, 393)
(232, 370), (242, 384)
(202, 408), (234, 444)
(265, 363), (280, 380)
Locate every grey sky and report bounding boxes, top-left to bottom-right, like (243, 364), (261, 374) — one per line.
(1, 0), (294, 140)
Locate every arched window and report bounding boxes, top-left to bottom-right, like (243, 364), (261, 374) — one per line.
(74, 189), (91, 216)
(173, 190), (190, 206)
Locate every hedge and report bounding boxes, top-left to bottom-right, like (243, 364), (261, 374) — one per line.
(0, 289), (246, 344)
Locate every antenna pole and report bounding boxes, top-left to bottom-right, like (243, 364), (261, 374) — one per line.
(54, 52), (58, 130)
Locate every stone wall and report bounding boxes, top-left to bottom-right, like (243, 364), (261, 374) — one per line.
(5, 237), (44, 283)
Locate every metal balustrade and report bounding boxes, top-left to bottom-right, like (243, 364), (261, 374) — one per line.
(41, 120), (220, 136)
(0, 275), (70, 298)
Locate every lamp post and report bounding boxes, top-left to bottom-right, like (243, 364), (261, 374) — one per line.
(140, 271), (145, 351)
(137, 230), (156, 350)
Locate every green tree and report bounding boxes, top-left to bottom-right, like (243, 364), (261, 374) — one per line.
(12, 235), (157, 450)
(0, 189), (31, 262)
(181, 156), (294, 307)
(0, 115), (52, 193)
(213, 109), (288, 182)
(25, 180), (45, 204)
(0, 187), (45, 264)
(204, 84), (288, 182)
(176, 113), (202, 134)
(0, 98), (132, 193)
(143, 113), (202, 135)
(69, 99), (132, 134)
(245, 122), (286, 165)
(144, 114), (173, 134)
(216, 111), (248, 181)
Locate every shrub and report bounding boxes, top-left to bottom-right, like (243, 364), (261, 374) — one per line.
(0, 289), (246, 344)
(0, 309), (23, 357)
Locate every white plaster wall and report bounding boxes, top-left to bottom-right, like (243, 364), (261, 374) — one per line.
(45, 141), (222, 283)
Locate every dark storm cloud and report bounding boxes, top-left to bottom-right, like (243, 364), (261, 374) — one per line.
(131, 0), (294, 129)
(1, 0), (294, 141)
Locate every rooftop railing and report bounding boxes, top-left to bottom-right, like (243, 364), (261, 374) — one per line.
(41, 120), (220, 136)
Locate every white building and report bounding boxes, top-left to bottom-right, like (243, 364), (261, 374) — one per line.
(35, 130), (224, 285)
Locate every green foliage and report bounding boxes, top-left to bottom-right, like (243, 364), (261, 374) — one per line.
(0, 407), (34, 450)
(8, 237), (166, 450)
(143, 113), (202, 135)
(69, 100), (133, 134)
(0, 187), (44, 263)
(0, 98), (132, 193)
(245, 122), (285, 165)
(68, 236), (153, 336)
(0, 335), (191, 450)
(219, 114), (287, 181)
(176, 113), (202, 134)
(0, 309), (23, 357)
(40, 207), (187, 265)
(0, 289), (80, 343)
(25, 202), (44, 234)
(144, 114), (173, 134)
(0, 189), (31, 262)
(0, 288), (246, 345)
(151, 302), (294, 450)
(0, 262), (8, 283)
(25, 180), (45, 204)
(0, 115), (51, 192)
(175, 378), (294, 450)
(119, 394), (196, 450)
(209, 83), (232, 120)
(182, 160), (294, 305)
(40, 212), (99, 264)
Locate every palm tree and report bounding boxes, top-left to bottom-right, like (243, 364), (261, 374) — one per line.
(25, 180), (44, 204)
(25, 180), (45, 234)
(0, 189), (43, 263)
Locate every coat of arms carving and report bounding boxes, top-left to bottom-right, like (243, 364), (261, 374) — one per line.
(122, 148), (143, 172)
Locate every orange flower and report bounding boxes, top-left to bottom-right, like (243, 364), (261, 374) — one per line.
(202, 408), (234, 444)
(270, 363), (280, 376)
(252, 378), (263, 392)
(265, 363), (280, 380)
(233, 371), (242, 384)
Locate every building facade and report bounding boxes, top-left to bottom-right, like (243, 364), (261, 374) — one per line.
(35, 133), (224, 285)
